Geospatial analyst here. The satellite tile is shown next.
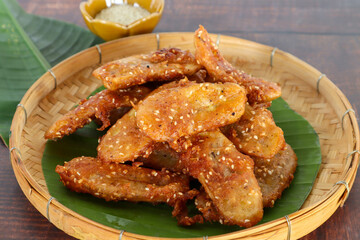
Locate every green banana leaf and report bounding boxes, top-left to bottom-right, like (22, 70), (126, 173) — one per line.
(42, 97), (321, 238)
(0, 0), (102, 146)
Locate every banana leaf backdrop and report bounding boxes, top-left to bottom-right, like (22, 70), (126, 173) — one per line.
(0, 0), (103, 145)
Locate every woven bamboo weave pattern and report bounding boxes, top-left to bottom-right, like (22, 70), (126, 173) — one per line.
(21, 67), (102, 190)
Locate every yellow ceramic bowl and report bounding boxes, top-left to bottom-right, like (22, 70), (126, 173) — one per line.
(80, 0), (164, 41)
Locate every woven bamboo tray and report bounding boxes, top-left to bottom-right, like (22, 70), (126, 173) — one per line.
(9, 33), (359, 240)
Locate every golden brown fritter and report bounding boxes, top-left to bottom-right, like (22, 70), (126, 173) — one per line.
(97, 108), (155, 163)
(179, 131), (263, 227)
(139, 142), (182, 173)
(55, 156), (199, 207)
(92, 48), (202, 90)
(44, 86), (151, 140)
(253, 143), (297, 207)
(222, 104), (285, 159)
(194, 25), (281, 104)
(187, 69), (207, 83)
(194, 188), (223, 223)
(97, 81), (188, 163)
(136, 79), (247, 144)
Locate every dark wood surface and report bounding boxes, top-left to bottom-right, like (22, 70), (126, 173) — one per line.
(1, 0), (359, 239)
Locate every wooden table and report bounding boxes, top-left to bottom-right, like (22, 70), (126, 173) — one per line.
(1, 0), (359, 239)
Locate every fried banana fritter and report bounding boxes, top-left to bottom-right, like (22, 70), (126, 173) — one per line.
(180, 131), (263, 227)
(136, 80), (247, 144)
(222, 104), (285, 159)
(55, 156), (198, 206)
(194, 25), (281, 104)
(187, 69), (207, 83)
(194, 189), (222, 223)
(93, 48), (202, 90)
(139, 142), (182, 173)
(50, 25), (298, 228)
(253, 143), (297, 207)
(97, 108), (154, 163)
(44, 86), (151, 140)
(97, 81), (188, 163)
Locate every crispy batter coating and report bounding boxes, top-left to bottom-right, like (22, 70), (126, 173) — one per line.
(93, 48), (202, 90)
(97, 81), (188, 163)
(55, 156), (198, 206)
(194, 189), (222, 223)
(44, 86), (151, 140)
(253, 143), (297, 207)
(180, 131), (263, 227)
(97, 108), (155, 163)
(139, 142), (182, 173)
(222, 104), (285, 158)
(187, 69), (207, 83)
(194, 25), (281, 104)
(136, 80), (247, 144)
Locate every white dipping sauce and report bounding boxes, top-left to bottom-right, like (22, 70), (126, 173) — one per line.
(95, 4), (150, 26)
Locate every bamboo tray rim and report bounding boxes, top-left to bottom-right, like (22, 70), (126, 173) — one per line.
(9, 32), (360, 240)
